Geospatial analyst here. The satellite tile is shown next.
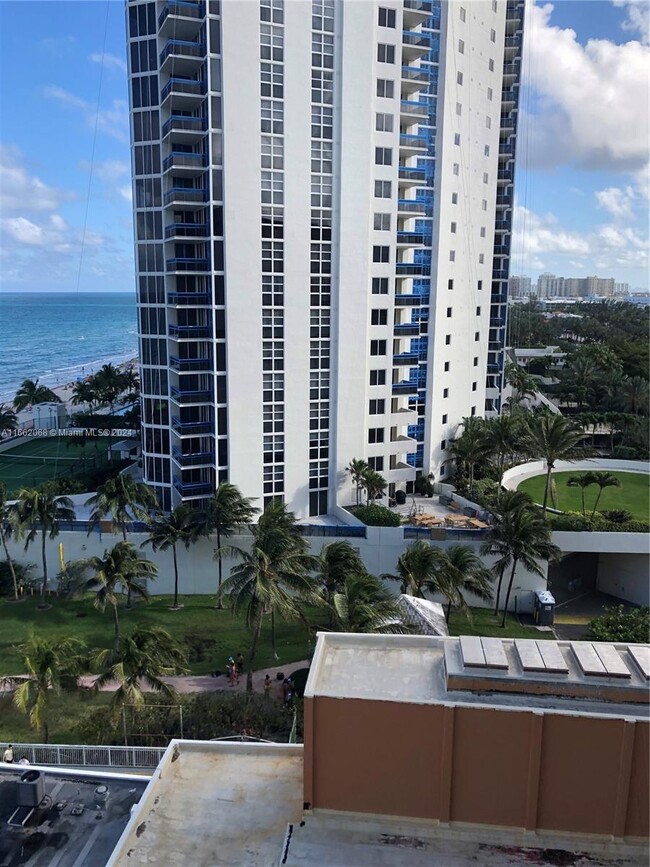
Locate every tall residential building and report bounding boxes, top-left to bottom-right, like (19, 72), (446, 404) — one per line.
(536, 274), (615, 299)
(507, 274), (531, 298)
(126, 0), (524, 516)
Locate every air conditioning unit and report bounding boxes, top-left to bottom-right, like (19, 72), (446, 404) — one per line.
(16, 770), (45, 807)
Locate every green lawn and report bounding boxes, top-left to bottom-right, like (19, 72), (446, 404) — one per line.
(0, 594), (324, 676)
(448, 607), (555, 640)
(0, 692), (114, 745)
(0, 435), (112, 494)
(518, 471), (650, 521)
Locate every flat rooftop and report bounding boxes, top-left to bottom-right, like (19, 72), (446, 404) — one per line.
(0, 767), (147, 866)
(108, 742), (303, 866)
(305, 634), (650, 719)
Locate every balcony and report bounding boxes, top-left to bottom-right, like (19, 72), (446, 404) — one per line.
(495, 219), (511, 232)
(502, 62), (519, 78)
(163, 152), (207, 173)
(504, 35), (523, 49)
(161, 77), (206, 105)
(493, 245), (510, 256)
(165, 222), (208, 239)
(167, 291), (211, 305)
(393, 351), (420, 366)
(490, 318), (506, 328)
(398, 166), (427, 185)
(400, 99), (430, 120)
(390, 407), (419, 425)
(159, 3), (203, 42)
(396, 262), (427, 276)
(501, 88), (518, 105)
(166, 257), (210, 272)
(396, 231), (428, 246)
(402, 30), (432, 60)
(394, 323), (420, 336)
(392, 381), (419, 395)
(399, 133), (429, 154)
(170, 385), (214, 404)
(169, 324), (212, 339)
(397, 198), (427, 215)
(160, 39), (206, 72)
(395, 292), (429, 306)
(499, 143), (516, 159)
(169, 355), (212, 371)
(171, 417), (213, 435)
(492, 269), (509, 280)
(173, 478), (213, 497)
(490, 294), (508, 304)
(161, 115), (207, 140)
(400, 65), (430, 94)
(163, 187), (208, 207)
(172, 448), (214, 467)
(495, 195), (512, 209)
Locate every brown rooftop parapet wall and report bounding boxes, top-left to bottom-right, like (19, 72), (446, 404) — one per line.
(304, 696), (649, 841)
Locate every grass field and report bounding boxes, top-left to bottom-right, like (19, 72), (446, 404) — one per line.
(518, 470), (650, 520)
(0, 435), (111, 494)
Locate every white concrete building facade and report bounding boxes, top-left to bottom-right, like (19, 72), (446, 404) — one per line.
(127, 0), (524, 517)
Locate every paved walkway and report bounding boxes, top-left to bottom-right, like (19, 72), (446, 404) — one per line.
(76, 659), (311, 698)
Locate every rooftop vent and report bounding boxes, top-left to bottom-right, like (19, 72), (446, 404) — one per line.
(17, 770), (45, 808)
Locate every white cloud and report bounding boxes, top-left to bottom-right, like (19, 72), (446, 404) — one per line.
(89, 52), (127, 74)
(594, 185), (636, 219)
(523, 3), (650, 171)
(0, 145), (72, 213)
(1, 213), (104, 253)
(44, 86), (129, 143)
(511, 205), (649, 271)
(614, 0), (650, 45)
(118, 184), (133, 203)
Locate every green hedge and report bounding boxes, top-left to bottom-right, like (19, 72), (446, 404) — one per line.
(548, 511), (650, 534)
(588, 606), (650, 644)
(351, 504), (402, 527)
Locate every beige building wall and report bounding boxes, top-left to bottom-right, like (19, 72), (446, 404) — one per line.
(304, 696), (649, 840)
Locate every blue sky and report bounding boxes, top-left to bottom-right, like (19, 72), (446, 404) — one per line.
(0, 0), (648, 293)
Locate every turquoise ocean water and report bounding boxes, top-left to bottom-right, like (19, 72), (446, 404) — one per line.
(0, 292), (138, 404)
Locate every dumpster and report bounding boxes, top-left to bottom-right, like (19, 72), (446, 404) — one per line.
(534, 590), (555, 626)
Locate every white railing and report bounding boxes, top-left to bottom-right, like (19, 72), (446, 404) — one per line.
(1, 742), (165, 769)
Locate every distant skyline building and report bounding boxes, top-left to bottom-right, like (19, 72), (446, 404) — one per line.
(508, 274), (531, 297)
(126, 0), (524, 515)
(535, 273), (615, 299)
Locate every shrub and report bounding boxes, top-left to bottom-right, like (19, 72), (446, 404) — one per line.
(0, 560), (37, 596)
(548, 512), (649, 534)
(588, 605), (650, 644)
(599, 509), (633, 524)
(351, 504), (402, 527)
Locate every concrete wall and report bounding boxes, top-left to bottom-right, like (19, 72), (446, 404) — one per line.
(3, 524), (546, 611)
(597, 553), (650, 606)
(304, 697), (649, 841)
(501, 459), (650, 493)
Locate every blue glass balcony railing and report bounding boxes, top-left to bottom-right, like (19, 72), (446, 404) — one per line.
(394, 323), (420, 336)
(393, 381), (419, 395)
(170, 386), (214, 403)
(171, 417), (213, 434)
(397, 231), (428, 245)
(396, 263), (427, 275)
(167, 292), (211, 305)
(499, 144), (516, 157)
(401, 65), (429, 83)
(494, 219), (511, 231)
(402, 31), (432, 48)
(397, 199), (427, 213)
(399, 133), (429, 149)
(161, 115), (208, 137)
(163, 188), (208, 206)
(173, 478), (213, 496)
(395, 293), (429, 306)
(403, 0), (433, 12)
(163, 152), (207, 171)
(169, 355), (212, 371)
(165, 222), (208, 238)
(160, 40), (206, 65)
(398, 167), (427, 182)
(493, 245), (510, 256)
(159, 1), (203, 28)
(172, 449), (214, 467)
(393, 352), (420, 364)
(161, 77), (206, 101)
(166, 257), (210, 271)
(169, 324), (212, 338)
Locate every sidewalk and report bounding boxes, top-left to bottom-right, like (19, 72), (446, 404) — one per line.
(77, 659), (311, 698)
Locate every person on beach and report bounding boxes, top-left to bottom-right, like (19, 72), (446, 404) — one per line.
(263, 674), (272, 699)
(236, 652), (244, 673)
(3, 745), (14, 764)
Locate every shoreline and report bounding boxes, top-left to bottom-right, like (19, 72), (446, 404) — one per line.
(7, 356), (139, 428)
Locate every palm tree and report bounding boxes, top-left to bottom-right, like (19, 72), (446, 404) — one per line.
(217, 502), (318, 690)
(621, 376), (648, 416)
(347, 458), (369, 506)
(384, 539), (438, 598)
(589, 472), (622, 518)
(93, 626), (188, 733)
(332, 572), (409, 634)
(449, 416), (487, 490)
(0, 403), (18, 434)
(93, 363), (124, 416)
(85, 542), (158, 648)
(70, 380), (98, 413)
(481, 489), (534, 615)
(484, 506), (560, 627)
(485, 414), (522, 477)
(315, 541), (368, 627)
(86, 475), (158, 605)
(523, 415), (586, 514)
(13, 636), (85, 743)
(201, 483), (258, 607)
(361, 467), (387, 504)
(0, 482), (19, 600)
(567, 472), (597, 517)
(426, 545), (493, 623)
(142, 505), (202, 609)
(12, 486), (76, 602)
(504, 361), (537, 408)
(13, 379), (60, 412)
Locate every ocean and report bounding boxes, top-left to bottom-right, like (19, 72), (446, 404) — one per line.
(0, 292), (138, 404)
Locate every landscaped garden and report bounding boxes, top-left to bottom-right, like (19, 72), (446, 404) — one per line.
(517, 471), (649, 521)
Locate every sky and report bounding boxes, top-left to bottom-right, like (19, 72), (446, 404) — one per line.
(0, 0), (648, 294)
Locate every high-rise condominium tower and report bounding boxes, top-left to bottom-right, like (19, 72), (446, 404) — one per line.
(126, 0), (524, 516)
